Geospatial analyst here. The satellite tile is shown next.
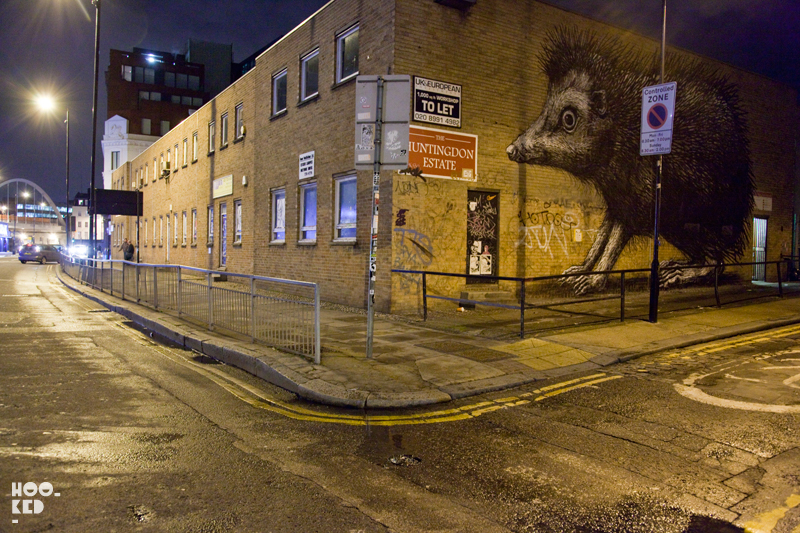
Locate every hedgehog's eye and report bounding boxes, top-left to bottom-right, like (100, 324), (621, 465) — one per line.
(560, 108), (578, 133)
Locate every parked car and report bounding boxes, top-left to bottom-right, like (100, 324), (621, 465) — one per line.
(19, 244), (61, 264)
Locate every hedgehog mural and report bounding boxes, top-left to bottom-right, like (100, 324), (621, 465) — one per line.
(507, 27), (754, 294)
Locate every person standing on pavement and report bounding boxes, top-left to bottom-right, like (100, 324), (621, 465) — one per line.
(122, 237), (134, 261)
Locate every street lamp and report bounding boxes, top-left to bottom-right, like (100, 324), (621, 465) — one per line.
(35, 95), (70, 250)
(21, 191), (29, 243)
(89, 0), (101, 258)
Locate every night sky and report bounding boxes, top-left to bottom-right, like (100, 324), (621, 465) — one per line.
(0, 0), (797, 206)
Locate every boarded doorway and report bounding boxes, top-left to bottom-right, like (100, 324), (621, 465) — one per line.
(752, 216), (767, 281)
(466, 191), (498, 283)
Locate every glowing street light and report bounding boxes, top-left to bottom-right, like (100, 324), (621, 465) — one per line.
(35, 94), (70, 248)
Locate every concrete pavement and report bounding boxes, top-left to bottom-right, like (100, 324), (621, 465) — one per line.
(47, 260), (800, 409)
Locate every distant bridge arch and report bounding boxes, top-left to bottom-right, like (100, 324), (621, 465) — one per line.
(0, 178), (66, 228)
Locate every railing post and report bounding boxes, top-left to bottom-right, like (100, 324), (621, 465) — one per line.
(136, 264), (140, 303)
(177, 267), (183, 316)
(520, 279), (526, 339)
(314, 283), (321, 365)
(714, 263), (721, 307)
(153, 266), (159, 309)
(250, 277), (256, 342)
(99, 260), (104, 292)
(620, 271), (626, 322)
(121, 262), (125, 301)
(207, 271), (213, 330)
(777, 261), (783, 298)
(422, 272), (428, 321)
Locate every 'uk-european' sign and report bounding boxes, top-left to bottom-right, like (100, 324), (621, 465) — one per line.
(413, 76), (461, 128)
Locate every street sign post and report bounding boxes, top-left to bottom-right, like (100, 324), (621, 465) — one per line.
(355, 75), (410, 358)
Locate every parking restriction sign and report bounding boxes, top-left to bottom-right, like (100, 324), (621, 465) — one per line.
(640, 82), (676, 156)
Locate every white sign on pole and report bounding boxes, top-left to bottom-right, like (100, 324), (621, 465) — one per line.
(354, 75), (410, 170)
(640, 82), (677, 156)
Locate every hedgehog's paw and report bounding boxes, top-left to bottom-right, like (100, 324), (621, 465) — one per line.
(659, 260), (715, 289)
(562, 272), (608, 295)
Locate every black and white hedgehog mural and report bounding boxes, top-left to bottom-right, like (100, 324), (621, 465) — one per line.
(507, 27), (754, 294)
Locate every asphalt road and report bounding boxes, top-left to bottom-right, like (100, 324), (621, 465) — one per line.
(1, 256), (798, 533)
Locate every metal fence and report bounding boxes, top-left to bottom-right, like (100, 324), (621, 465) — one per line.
(61, 257), (321, 363)
(393, 259), (799, 339)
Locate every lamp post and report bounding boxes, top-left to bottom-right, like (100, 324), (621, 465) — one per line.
(22, 191), (29, 243)
(89, 0), (101, 258)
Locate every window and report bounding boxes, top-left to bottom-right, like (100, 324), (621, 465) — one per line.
(177, 73), (188, 89)
(159, 216), (163, 246)
(173, 213), (178, 246)
(144, 67), (155, 84)
(234, 199), (242, 243)
(208, 121), (215, 153)
(122, 65), (132, 81)
(166, 149), (171, 172)
(220, 113), (228, 146)
(134, 66), (144, 83)
(272, 69), (287, 115)
(336, 25), (359, 83)
(207, 205), (214, 242)
(153, 217), (156, 246)
(160, 154), (164, 176)
(182, 211), (187, 245)
(174, 144), (179, 170)
(192, 131), (198, 161)
(192, 208), (197, 244)
(301, 49), (319, 101)
(165, 71), (175, 87)
(271, 188), (285, 242)
(335, 175), (357, 240)
(142, 118), (151, 135)
(235, 103), (244, 139)
(188, 75), (200, 91)
(182, 139), (188, 166)
(160, 120), (170, 135)
(299, 182), (317, 241)
(111, 151), (120, 171)
(150, 92), (161, 102)
(139, 90), (150, 101)
(152, 158), (157, 181)
(144, 217), (148, 246)
(192, 97), (203, 107)
(166, 215), (170, 248)
(145, 164), (149, 183)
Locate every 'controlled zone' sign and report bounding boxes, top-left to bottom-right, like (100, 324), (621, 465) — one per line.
(640, 82), (676, 156)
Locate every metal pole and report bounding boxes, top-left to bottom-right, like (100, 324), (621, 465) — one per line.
(65, 109), (70, 250)
(89, 0), (101, 259)
(649, 0), (667, 324)
(366, 77), (384, 359)
(519, 280), (526, 339)
(314, 284), (321, 365)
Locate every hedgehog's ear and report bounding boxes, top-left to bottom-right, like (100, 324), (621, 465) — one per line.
(591, 90), (607, 117)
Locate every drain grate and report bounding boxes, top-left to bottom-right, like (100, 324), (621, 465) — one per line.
(389, 454), (421, 466)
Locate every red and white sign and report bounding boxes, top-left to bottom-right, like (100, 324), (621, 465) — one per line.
(407, 126), (477, 181)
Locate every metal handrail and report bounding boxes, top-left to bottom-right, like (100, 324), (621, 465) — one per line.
(393, 259), (791, 339)
(60, 255), (321, 363)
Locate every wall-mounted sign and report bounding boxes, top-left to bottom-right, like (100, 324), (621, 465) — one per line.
(407, 125), (477, 181)
(0, 222), (8, 239)
(212, 174), (233, 199)
(754, 192), (773, 212)
(299, 151), (315, 179)
(413, 76), (462, 128)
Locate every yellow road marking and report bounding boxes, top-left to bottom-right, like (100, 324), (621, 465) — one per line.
(743, 493), (800, 533)
(113, 321), (623, 425)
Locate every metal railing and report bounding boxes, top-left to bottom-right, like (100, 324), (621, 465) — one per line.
(61, 256), (321, 363)
(393, 259), (796, 339)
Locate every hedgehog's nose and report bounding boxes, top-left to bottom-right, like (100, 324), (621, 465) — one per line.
(506, 143), (521, 161)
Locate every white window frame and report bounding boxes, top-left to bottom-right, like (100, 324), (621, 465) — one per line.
(192, 131), (198, 162)
(334, 175), (357, 241)
(234, 199), (242, 243)
(191, 208), (197, 245)
(271, 188), (286, 243)
(208, 121), (216, 153)
(159, 216), (163, 246)
(235, 103), (244, 139)
(301, 49), (319, 101)
(272, 69), (287, 116)
(182, 138), (188, 166)
(299, 181), (317, 242)
(173, 212), (178, 246)
(111, 151), (120, 170)
(336, 24), (359, 83)
(221, 112), (229, 146)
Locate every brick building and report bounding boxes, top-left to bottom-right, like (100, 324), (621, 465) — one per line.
(110, 0), (800, 315)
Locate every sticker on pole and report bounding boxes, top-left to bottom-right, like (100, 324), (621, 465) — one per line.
(640, 82), (676, 156)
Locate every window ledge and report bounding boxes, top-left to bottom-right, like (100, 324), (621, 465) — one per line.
(233, 241), (242, 247)
(220, 143), (229, 151)
(298, 94), (320, 108)
(269, 240), (285, 246)
(270, 110), (287, 121)
(207, 151), (215, 157)
(297, 240), (317, 246)
(332, 74), (358, 91)
(233, 136), (245, 144)
(207, 241), (214, 248)
(331, 238), (357, 246)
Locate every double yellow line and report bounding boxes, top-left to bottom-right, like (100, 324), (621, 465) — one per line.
(204, 367), (622, 426)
